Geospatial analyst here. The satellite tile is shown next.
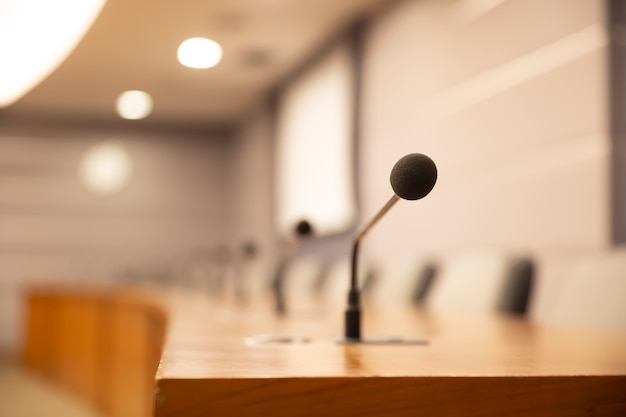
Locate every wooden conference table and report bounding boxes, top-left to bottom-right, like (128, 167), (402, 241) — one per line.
(155, 292), (626, 417)
(23, 287), (626, 416)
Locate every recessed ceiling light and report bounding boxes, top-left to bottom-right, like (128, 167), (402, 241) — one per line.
(177, 37), (222, 69)
(115, 90), (153, 120)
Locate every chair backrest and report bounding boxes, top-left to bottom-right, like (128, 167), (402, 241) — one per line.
(411, 262), (438, 304)
(425, 249), (533, 316)
(318, 257), (351, 304)
(282, 255), (324, 295)
(542, 248), (626, 332)
(365, 257), (438, 307)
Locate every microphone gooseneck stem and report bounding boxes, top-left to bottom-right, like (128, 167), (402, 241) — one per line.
(272, 239), (301, 315)
(345, 194), (400, 340)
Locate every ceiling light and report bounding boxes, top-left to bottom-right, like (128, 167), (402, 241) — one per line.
(0, 0), (106, 107)
(79, 140), (133, 197)
(116, 90), (153, 120)
(177, 38), (223, 69)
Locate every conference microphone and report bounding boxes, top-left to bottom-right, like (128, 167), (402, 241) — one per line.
(271, 219), (314, 315)
(341, 153), (437, 344)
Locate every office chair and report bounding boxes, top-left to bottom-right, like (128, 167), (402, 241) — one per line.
(360, 257), (437, 308)
(275, 254), (326, 313)
(411, 261), (438, 304)
(541, 247), (626, 332)
(425, 249), (534, 317)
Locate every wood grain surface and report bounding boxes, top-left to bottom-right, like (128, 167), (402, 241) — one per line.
(22, 287), (167, 417)
(155, 292), (626, 416)
(21, 287), (626, 416)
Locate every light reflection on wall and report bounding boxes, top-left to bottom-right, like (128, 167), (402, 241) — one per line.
(78, 140), (133, 196)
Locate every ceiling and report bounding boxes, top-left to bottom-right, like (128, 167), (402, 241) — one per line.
(1, 0), (391, 131)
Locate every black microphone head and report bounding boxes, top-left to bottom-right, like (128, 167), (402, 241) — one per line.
(294, 219), (314, 237)
(242, 241), (258, 258)
(390, 153), (437, 200)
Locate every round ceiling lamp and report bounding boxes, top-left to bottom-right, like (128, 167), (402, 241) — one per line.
(177, 37), (223, 69)
(115, 90), (153, 120)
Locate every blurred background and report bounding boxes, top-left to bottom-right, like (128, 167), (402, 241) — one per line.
(1, 0), (625, 354)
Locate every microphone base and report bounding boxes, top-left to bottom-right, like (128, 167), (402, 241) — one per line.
(335, 337), (429, 345)
(245, 334), (311, 345)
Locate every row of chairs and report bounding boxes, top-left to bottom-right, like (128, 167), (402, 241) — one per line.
(280, 247), (626, 332)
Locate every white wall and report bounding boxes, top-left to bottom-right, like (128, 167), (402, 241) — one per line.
(228, 107), (277, 281)
(0, 127), (231, 351)
(358, 0), (611, 315)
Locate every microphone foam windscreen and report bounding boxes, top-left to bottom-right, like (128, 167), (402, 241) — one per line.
(294, 219), (314, 237)
(390, 153), (437, 200)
